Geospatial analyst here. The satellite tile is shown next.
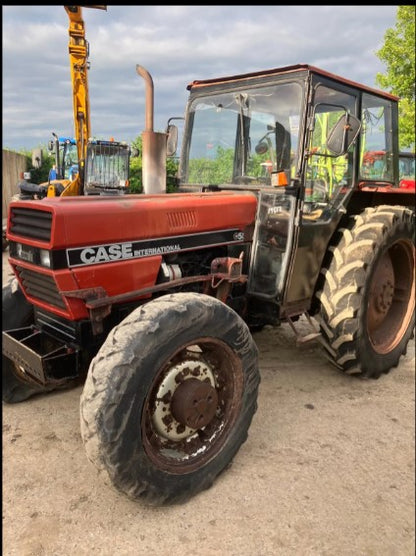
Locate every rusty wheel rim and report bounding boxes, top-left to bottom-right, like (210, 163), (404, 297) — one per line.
(367, 239), (415, 354)
(142, 338), (243, 473)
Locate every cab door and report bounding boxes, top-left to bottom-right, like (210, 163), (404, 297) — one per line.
(281, 79), (361, 316)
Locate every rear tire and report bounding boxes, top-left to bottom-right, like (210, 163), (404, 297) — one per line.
(80, 292), (260, 505)
(316, 205), (415, 378)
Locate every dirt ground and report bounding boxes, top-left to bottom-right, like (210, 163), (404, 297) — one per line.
(2, 251), (415, 556)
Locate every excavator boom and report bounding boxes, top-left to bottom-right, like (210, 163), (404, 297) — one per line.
(21, 5), (130, 200)
(65, 5), (106, 183)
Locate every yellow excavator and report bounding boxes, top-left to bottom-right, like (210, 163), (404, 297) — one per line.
(46, 5), (131, 197)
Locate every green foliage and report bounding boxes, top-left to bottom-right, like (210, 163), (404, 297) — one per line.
(17, 147), (54, 184)
(188, 146), (273, 185)
(30, 158), (54, 184)
(166, 157), (179, 193)
(126, 135), (179, 194)
(128, 136), (143, 193)
(376, 6), (415, 149)
(188, 147), (234, 184)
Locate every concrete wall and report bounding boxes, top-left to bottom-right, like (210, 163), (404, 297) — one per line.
(2, 149), (27, 221)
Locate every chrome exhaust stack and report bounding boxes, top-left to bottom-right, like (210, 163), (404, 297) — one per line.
(136, 65), (167, 194)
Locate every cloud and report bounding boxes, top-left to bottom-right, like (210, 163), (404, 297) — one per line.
(2, 5), (398, 151)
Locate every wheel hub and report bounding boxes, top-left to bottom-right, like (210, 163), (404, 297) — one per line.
(374, 281), (395, 314)
(368, 251), (395, 328)
(151, 358), (216, 441)
(171, 378), (218, 429)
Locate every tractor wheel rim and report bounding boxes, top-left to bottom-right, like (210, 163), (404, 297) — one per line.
(142, 339), (243, 473)
(367, 239), (415, 354)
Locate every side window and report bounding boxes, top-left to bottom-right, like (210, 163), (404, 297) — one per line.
(306, 108), (351, 203)
(303, 83), (360, 221)
(360, 94), (393, 182)
(304, 85), (357, 221)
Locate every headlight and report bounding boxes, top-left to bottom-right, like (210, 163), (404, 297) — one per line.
(39, 249), (51, 268)
(15, 243), (35, 263)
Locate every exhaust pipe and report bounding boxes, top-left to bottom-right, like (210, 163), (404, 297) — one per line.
(136, 65), (167, 194)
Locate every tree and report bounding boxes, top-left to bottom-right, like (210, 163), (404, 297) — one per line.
(375, 6), (415, 150)
(16, 147), (54, 184)
(128, 134), (179, 194)
(128, 135), (143, 193)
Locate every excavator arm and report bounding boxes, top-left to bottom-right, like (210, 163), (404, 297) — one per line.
(49, 5), (131, 198)
(62, 5), (106, 195)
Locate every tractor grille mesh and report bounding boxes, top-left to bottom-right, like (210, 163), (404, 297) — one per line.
(16, 266), (66, 310)
(10, 208), (52, 242)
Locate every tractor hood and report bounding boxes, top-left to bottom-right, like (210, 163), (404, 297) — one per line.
(7, 191), (257, 250)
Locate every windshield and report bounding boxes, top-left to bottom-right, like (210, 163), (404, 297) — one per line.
(84, 142), (130, 192)
(180, 81), (303, 186)
(62, 142), (78, 180)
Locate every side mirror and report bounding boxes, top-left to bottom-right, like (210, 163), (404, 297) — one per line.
(255, 141), (269, 155)
(166, 124), (178, 157)
(130, 147), (140, 158)
(326, 113), (361, 156)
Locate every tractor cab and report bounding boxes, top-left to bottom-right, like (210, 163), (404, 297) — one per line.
(174, 64), (406, 317)
(83, 140), (131, 195)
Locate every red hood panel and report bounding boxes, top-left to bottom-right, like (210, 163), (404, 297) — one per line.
(9, 191), (258, 248)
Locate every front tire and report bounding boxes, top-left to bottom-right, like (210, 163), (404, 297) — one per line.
(80, 292), (260, 505)
(316, 206), (415, 378)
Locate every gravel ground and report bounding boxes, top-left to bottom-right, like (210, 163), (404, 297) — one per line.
(2, 250), (415, 556)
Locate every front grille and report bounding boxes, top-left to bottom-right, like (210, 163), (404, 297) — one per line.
(16, 266), (66, 310)
(10, 208), (52, 241)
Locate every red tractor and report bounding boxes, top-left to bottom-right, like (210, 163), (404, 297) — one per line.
(399, 151), (415, 191)
(3, 64), (415, 505)
(362, 150), (415, 191)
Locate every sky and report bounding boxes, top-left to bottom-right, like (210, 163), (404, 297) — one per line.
(2, 5), (399, 152)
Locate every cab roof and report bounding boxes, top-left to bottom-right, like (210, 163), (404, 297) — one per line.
(187, 63), (399, 102)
